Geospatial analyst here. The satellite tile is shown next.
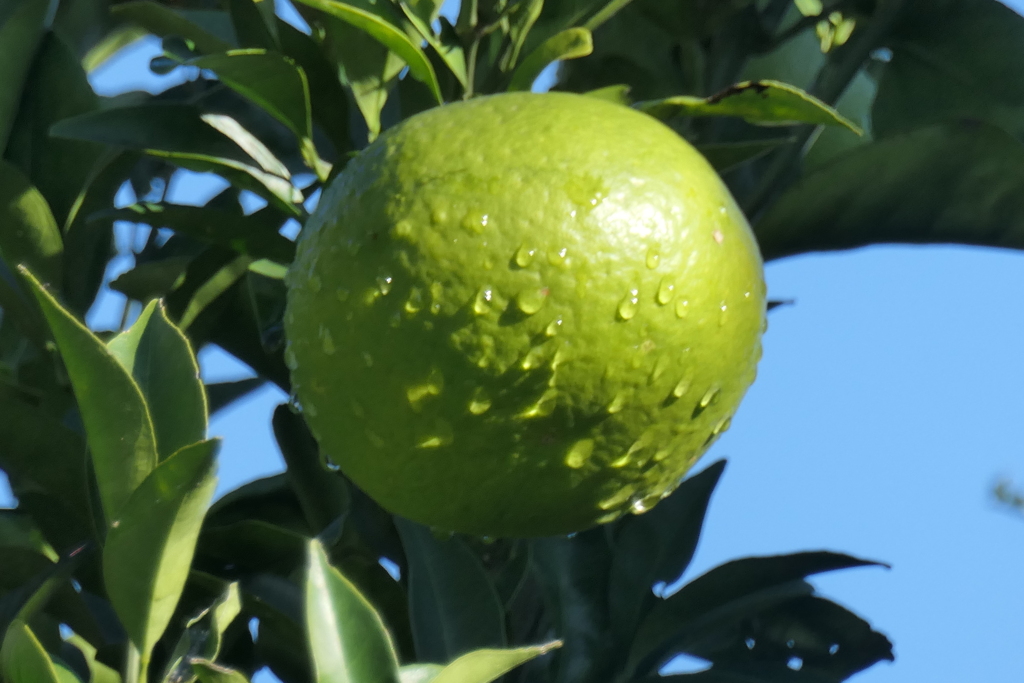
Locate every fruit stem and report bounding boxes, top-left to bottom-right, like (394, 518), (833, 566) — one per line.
(742, 0), (907, 220)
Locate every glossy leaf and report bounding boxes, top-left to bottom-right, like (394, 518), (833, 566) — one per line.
(111, 1), (233, 54)
(192, 660), (250, 683)
(295, 0), (442, 104)
(103, 439), (219, 660)
(608, 460), (725, 646)
(3, 32), (100, 228)
(531, 529), (614, 683)
(305, 539), (401, 683)
(395, 518), (506, 663)
(107, 301), (207, 460)
(0, 619), (72, 683)
(509, 28), (593, 92)
(20, 268), (158, 523)
(0, 0), (48, 150)
(755, 122), (1024, 261)
(431, 643), (563, 683)
(628, 552), (885, 676)
(873, 0), (1024, 139)
(0, 160), (63, 286)
(178, 253), (254, 330)
(636, 80), (861, 133)
(188, 50), (331, 179)
(400, 5), (468, 87)
(400, 664), (443, 683)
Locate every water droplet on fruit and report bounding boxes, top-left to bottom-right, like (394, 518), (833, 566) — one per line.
(336, 288), (350, 302)
(430, 282), (444, 314)
(675, 299), (690, 318)
(598, 485), (636, 509)
(305, 402), (318, 417)
(514, 244), (536, 267)
(653, 447), (672, 462)
(319, 324), (335, 355)
(362, 288), (381, 305)
(462, 211), (488, 233)
(416, 418), (453, 448)
(405, 287), (423, 313)
(362, 352), (374, 367)
(650, 355), (669, 383)
(712, 229), (724, 244)
(645, 246), (660, 269)
(394, 219), (412, 237)
(609, 453), (631, 468)
(672, 377), (691, 398)
(564, 439), (595, 469)
(520, 388), (558, 418)
(630, 493), (660, 514)
(473, 286), (494, 314)
(545, 317), (563, 336)
(516, 287), (548, 315)
(607, 391), (627, 414)
(377, 274), (393, 295)
(718, 205), (728, 216)
(365, 430), (385, 448)
(308, 275), (322, 293)
(719, 302), (729, 326)
(656, 278), (675, 305)
(548, 247), (568, 266)
(468, 387), (492, 415)
(617, 289), (639, 320)
(406, 368), (444, 408)
(699, 386), (720, 409)
(351, 400), (365, 418)
(713, 415), (733, 435)
(521, 344), (548, 370)
(431, 205), (448, 224)
(284, 345), (299, 370)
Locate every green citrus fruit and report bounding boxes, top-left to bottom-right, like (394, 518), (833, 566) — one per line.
(284, 91), (765, 537)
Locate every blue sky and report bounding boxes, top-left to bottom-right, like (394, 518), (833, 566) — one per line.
(4, 2), (1024, 681)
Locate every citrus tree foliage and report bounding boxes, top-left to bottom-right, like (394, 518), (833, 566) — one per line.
(3, 0), (1022, 681)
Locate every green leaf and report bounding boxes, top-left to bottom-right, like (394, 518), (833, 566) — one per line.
(509, 28), (593, 92)
(530, 529), (613, 683)
(697, 139), (791, 174)
(272, 405), (349, 534)
(500, 0), (544, 73)
(305, 539), (401, 683)
(178, 253), (254, 330)
(873, 0), (1024, 139)
(164, 583), (242, 682)
(400, 5), (468, 87)
(83, 25), (149, 73)
(103, 439), (219, 661)
(192, 660), (250, 683)
(395, 519), (505, 663)
(608, 460), (725, 647)
(635, 80), (862, 133)
(1, 619), (75, 683)
(111, 1), (234, 54)
(431, 643), (563, 683)
(400, 664), (443, 683)
(584, 84), (631, 105)
(20, 268), (159, 523)
(206, 378), (266, 416)
(3, 32), (101, 228)
(62, 634), (120, 683)
(296, 0), (442, 105)
(0, 160), (63, 286)
(227, 0), (280, 50)
(187, 50), (331, 179)
(106, 301), (207, 460)
(755, 122), (1024, 260)
(102, 202), (294, 263)
(0, 0), (49, 151)
(627, 552), (885, 676)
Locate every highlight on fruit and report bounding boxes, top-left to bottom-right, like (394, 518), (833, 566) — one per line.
(284, 91), (767, 537)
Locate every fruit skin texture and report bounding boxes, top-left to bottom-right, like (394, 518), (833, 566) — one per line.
(285, 92), (765, 538)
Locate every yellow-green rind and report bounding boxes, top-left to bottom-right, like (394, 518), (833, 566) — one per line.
(285, 92), (765, 537)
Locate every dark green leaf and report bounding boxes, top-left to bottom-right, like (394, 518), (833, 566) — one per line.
(296, 0), (443, 105)
(164, 583), (242, 682)
(509, 28), (593, 92)
(107, 301), (207, 460)
(0, 0), (48, 151)
(3, 32), (100, 229)
(698, 139), (791, 174)
(0, 619), (76, 683)
(636, 80), (861, 132)
(608, 460), (725, 647)
(192, 660), (250, 683)
(0, 160), (63, 286)
(395, 519), (506, 663)
(227, 0), (280, 50)
(755, 122), (1024, 260)
(628, 552), (885, 676)
(530, 529), (613, 683)
(198, 520), (308, 576)
(103, 439), (219, 659)
(305, 539), (401, 683)
(272, 405), (349, 534)
(110, 256), (193, 302)
(431, 644), (563, 683)
(178, 253), (254, 330)
(206, 378), (266, 416)
(873, 0), (1024, 139)
(111, 1), (233, 54)
(20, 268), (159, 522)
